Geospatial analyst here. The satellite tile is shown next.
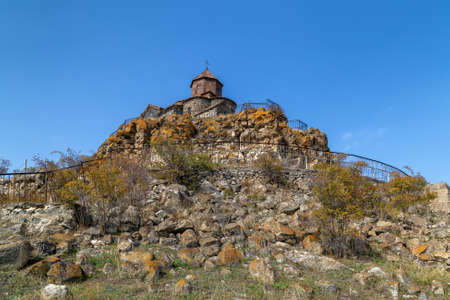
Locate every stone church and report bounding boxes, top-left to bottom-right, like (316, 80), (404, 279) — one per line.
(142, 68), (237, 119)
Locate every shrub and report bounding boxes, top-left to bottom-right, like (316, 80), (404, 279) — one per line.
(54, 152), (151, 231)
(313, 161), (380, 231)
(312, 161), (380, 257)
(150, 140), (217, 190)
(32, 148), (87, 203)
(381, 172), (435, 216)
(72, 155), (149, 230)
(312, 161), (434, 257)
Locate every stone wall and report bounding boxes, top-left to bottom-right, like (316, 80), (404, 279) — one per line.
(183, 97), (210, 114)
(209, 166), (315, 193)
(427, 182), (449, 214)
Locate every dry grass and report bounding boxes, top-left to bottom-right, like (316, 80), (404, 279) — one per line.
(1, 241), (447, 299)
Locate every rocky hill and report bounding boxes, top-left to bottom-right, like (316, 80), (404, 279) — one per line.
(0, 109), (448, 300)
(97, 108), (329, 163)
(0, 169), (448, 299)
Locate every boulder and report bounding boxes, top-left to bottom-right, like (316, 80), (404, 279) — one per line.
(180, 229), (198, 248)
(117, 239), (134, 252)
(120, 206), (141, 232)
(261, 220), (295, 242)
(302, 234), (323, 255)
(178, 248), (204, 267)
(162, 184), (189, 207)
(0, 204), (76, 238)
(48, 233), (76, 253)
(216, 243), (243, 266)
(174, 279), (192, 295)
(174, 219), (194, 233)
(33, 240), (57, 257)
(248, 258), (274, 285)
(367, 267), (387, 278)
(223, 223), (244, 237)
(199, 236), (220, 248)
(373, 220), (397, 234)
(25, 257), (61, 277)
(0, 239), (33, 269)
(278, 201), (299, 214)
(199, 180), (218, 194)
(46, 261), (84, 283)
(201, 245), (220, 257)
(75, 248), (100, 265)
(81, 227), (102, 239)
(285, 250), (346, 272)
(159, 237), (178, 246)
(411, 244), (428, 257)
(203, 259), (216, 271)
(155, 219), (177, 234)
(40, 284), (73, 300)
(119, 251), (161, 280)
(431, 280), (445, 296)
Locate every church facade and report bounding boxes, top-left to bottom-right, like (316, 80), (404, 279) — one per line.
(142, 68), (237, 119)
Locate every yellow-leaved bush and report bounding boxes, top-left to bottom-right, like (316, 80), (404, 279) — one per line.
(55, 154), (150, 231)
(312, 160), (434, 257)
(381, 172), (435, 216)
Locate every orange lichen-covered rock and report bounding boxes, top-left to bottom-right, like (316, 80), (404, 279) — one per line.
(119, 251), (155, 272)
(119, 251), (164, 280)
(174, 279), (192, 295)
(97, 106), (329, 161)
(249, 258), (274, 285)
(178, 248), (203, 267)
(411, 244), (429, 256)
(216, 244), (243, 266)
(261, 220), (295, 241)
(25, 257), (61, 277)
(419, 253), (432, 261)
(248, 233), (270, 249)
(46, 261), (84, 283)
(145, 260), (162, 281)
(48, 233), (75, 253)
(134, 118), (148, 131)
(120, 251), (154, 265)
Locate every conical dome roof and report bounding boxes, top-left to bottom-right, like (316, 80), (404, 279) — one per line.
(190, 68), (223, 88)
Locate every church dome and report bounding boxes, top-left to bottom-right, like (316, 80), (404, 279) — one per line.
(190, 68), (223, 88)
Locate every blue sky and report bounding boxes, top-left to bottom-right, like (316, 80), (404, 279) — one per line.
(0, 1), (449, 183)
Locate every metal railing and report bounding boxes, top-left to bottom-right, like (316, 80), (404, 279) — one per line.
(0, 140), (408, 205)
(112, 100), (309, 136)
(288, 120), (308, 131)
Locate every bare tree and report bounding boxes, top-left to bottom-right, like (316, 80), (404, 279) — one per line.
(0, 158), (10, 173)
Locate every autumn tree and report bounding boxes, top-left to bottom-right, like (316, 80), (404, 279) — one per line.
(312, 161), (380, 257)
